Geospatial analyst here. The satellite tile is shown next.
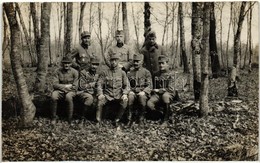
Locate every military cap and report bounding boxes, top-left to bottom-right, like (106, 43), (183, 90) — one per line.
(133, 54), (144, 61)
(61, 56), (72, 63)
(90, 57), (100, 64)
(81, 31), (91, 38)
(115, 29), (124, 36)
(109, 53), (120, 60)
(146, 30), (156, 38)
(158, 55), (169, 63)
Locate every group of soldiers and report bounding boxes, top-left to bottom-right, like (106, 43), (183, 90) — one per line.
(50, 29), (177, 126)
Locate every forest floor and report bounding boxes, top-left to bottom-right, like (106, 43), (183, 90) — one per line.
(1, 66), (259, 161)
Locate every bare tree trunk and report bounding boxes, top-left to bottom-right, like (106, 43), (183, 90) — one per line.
(131, 3), (140, 50)
(4, 3), (36, 126)
(89, 2), (93, 33)
(219, 3), (225, 69)
(200, 2), (210, 116)
(248, 2), (253, 72)
(116, 3), (121, 29)
(64, 2), (73, 55)
(143, 2), (151, 42)
(225, 2), (233, 74)
(63, 2), (67, 54)
(2, 10), (9, 58)
(175, 8), (180, 68)
(97, 3), (105, 60)
(30, 3), (40, 59)
(16, 3), (36, 67)
(122, 2), (130, 44)
(191, 2), (203, 102)
(178, 2), (189, 73)
(209, 3), (220, 78)
(171, 3), (176, 69)
(79, 2), (86, 40)
(34, 3), (51, 93)
(162, 2), (169, 46)
(228, 2), (247, 97)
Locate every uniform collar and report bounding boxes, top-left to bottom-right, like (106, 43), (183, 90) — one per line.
(81, 43), (89, 49)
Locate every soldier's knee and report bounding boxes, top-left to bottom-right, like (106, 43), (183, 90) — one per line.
(138, 95), (147, 106)
(51, 91), (59, 101)
(147, 100), (155, 110)
(162, 93), (171, 103)
(65, 92), (74, 102)
(84, 96), (94, 106)
(128, 92), (135, 105)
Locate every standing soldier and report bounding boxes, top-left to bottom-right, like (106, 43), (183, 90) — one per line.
(50, 56), (78, 123)
(68, 31), (96, 71)
(77, 57), (100, 121)
(127, 54), (152, 125)
(140, 31), (166, 77)
(96, 53), (130, 126)
(106, 29), (134, 72)
(147, 55), (175, 124)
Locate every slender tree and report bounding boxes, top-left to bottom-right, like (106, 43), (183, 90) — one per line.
(89, 2), (93, 33)
(200, 2), (210, 116)
(248, 2), (253, 72)
(64, 2), (73, 55)
(209, 3), (221, 78)
(34, 3), (51, 93)
(30, 3), (40, 58)
(79, 2), (86, 41)
(191, 2), (203, 102)
(15, 3), (36, 66)
(143, 2), (151, 42)
(178, 2), (189, 73)
(228, 2), (247, 96)
(122, 2), (130, 44)
(162, 2), (169, 46)
(4, 3), (36, 126)
(225, 2), (233, 74)
(131, 3), (140, 50)
(2, 10), (9, 58)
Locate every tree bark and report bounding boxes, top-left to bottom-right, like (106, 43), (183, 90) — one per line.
(143, 2), (151, 44)
(248, 2), (253, 72)
(34, 3), (51, 93)
(218, 3), (225, 69)
(4, 3), (36, 126)
(131, 3), (140, 50)
(2, 10), (9, 58)
(122, 2), (130, 44)
(171, 3), (176, 69)
(64, 2), (73, 55)
(30, 3), (40, 59)
(200, 2), (210, 116)
(89, 2), (93, 33)
(79, 2), (86, 41)
(228, 2), (247, 97)
(209, 3), (221, 78)
(225, 2), (233, 74)
(97, 3), (105, 60)
(191, 2), (203, 102)
(178, 2), (189, 73)
(162, 2), (169, 46)
(16, 3), (36, 66)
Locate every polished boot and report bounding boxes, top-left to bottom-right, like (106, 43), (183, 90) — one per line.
(50, 100), (58, 123)
(127, 105), (133, 126)
(96, 105), (103, 123)
(138, 106), (146, 125)
(161, 103), (170, 124)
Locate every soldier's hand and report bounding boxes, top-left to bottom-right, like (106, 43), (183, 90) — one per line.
(122, 94), (128, 101)
(138, 91), (146, 96)
(118, 64), (123, 68)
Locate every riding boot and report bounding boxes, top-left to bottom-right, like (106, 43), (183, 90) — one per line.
(162, 103), (170, 124)
(50, 100), (58, 121)
(127, 105), (133, 126)
(115, 106), (126, 123)
(66, 101), (73, 123)
(96, 105), (103, 123)
(138, 106), (146, 125)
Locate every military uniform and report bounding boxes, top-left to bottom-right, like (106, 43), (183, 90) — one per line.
(106, 30), (134, 72)
(77, 57), (100, 118)
(140, 31), (166, 76)
(51, 57), (78, 122)
(68, 31), (96, 70)
(96, 53), (130, 124)
(127, 54), (152, 124)
(147, 56), (175, 123)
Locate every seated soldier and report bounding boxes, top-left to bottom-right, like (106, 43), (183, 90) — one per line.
(77, 57), (100, 122)
(96, 53), (129, 126)
(127, 54), (152, 126)
(147, 55), (175, 124)
(50, 56), (78, 123)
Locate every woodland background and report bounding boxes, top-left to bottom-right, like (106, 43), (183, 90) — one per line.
(1, 2), (259, 161)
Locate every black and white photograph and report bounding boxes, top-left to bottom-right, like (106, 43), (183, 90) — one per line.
(1, 1), (259, 161)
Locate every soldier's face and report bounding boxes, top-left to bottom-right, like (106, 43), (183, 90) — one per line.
(90, 63), (99, 71)
(62, 62), (72, 70)
(82, 36), (91, 45)
(110, 58), (119, 68)
(159, 61), (168, 71)
(148, 37), (156, 46)
(134, 60), (143, 69)
(116, 35), (124, 44)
